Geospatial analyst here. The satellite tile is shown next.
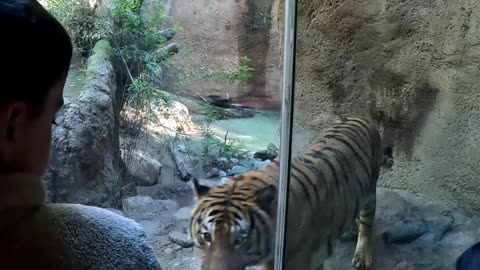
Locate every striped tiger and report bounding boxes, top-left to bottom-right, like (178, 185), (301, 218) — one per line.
(190, 116), (394, 270)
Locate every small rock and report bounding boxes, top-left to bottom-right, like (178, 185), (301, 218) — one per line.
(206, 167), (219, 178)
(254, 151), (277, 161)
(377, 188), (410, 220)
(127, 151), (162, 186)
(254, 159), (271, 169)
(168, 231), (193, 248)
(164, 247), (174, 255)
(230, 158), (239, 164)
(220, 177), (230, 185)
(382, 218), (428, 245)
(218, 170), (227, 177)
(425, 216), (453, 241)
(122, 195), (178, 221)
(119, 182), (137, 199)
(177, 144), (187, 153)
(218, 157), (228, 163)
(174, 206), (193, 222)
(229, 165), (250, 175)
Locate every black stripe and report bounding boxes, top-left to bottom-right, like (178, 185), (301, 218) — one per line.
(306, 150), (341, 200)
(331, 124), (371, 148)
(323, 147), (367, 191)
(304, 152), (331, 193)
(205, 194), (229, 199)
(233, 175), (245, 181)
(252, 210), (270, 256)
(209, 210), (221, 217)
(290, 173), (312, 206)
(291, 161), (319, 207)
(348, 118), (372, 133)
(326, 129), (371, 163)
(322, 147), (353, 234)
(250, 176), (269, 185)
(206, 201), (229, 209)
(324, 134), (371, 180)
(336, 129), (374, 186)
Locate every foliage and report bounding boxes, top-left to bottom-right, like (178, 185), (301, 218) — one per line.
(46, 0), (184, 175)
(46, 0), (99, 57)
(194, 134), (251, 172)
(266, 143), (279, 157)
(45, 0), (261, 178)
(223, 56), (255, 86)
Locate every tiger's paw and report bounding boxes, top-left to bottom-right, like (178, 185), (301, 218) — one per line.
(352, 248), (372, 270)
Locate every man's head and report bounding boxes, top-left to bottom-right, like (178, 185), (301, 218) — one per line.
(0, 0), (72, 176)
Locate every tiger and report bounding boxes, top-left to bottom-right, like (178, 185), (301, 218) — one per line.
(189, 116), (394, 270)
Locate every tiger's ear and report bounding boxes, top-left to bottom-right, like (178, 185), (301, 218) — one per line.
(193, 178), (210, 198)
(255, 185), (277, 215)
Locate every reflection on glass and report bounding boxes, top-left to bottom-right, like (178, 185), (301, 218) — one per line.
(283, 0), (480, 269)
(42, 0), (286, 269)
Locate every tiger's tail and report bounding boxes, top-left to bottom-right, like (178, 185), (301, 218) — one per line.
(382, 144), (394, 169)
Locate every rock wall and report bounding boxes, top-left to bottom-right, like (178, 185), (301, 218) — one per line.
(43, 40), (134, 208)
(169, 0), (282, 110)
(279, 0), (480, 212)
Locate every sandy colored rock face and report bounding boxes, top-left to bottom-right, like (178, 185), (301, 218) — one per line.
(276, 0), (480, 212)
(169, 0), (283, 110)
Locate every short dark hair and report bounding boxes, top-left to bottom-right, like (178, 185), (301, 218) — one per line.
(456, 242), (480, 270)
(0, 0), (72, 115)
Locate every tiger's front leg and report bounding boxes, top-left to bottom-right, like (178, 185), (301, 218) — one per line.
(352, 194), (376, 270)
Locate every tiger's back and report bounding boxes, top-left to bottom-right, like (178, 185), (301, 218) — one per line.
(190, 117), (393, 270)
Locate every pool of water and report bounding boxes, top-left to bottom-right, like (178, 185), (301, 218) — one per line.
(208, 110), (281, 153)
(63, 57), (85, 103)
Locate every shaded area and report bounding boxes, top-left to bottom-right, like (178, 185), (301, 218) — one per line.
(235, 0), (274, 98)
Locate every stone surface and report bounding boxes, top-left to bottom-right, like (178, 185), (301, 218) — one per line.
(169, 0), (283, 110)
(279, 0), (480, 212)
(168, 231), (193, 248)
(122, 196), (178, 221)
(126, 179), (480, 270)
(173, 207), (193, 223)
(205, 167), (219, 178)
(127, 150), (162, 186)
(43, 40), (129, 208)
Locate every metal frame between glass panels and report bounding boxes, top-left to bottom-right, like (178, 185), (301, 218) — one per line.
(273, 0), (298, 269)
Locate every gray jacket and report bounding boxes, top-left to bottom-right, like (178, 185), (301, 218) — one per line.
(0, 173), (163, 270)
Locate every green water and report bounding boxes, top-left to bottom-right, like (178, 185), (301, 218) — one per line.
(209, 110), (281, 152)
(63, 57), (85, 103)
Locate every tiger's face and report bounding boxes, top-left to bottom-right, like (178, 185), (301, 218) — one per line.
(190, 178), (277, 270)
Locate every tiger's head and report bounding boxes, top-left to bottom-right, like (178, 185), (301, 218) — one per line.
(190, 177), (277, 270)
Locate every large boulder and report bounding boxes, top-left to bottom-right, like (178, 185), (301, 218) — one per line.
(43, 40), (133, 208)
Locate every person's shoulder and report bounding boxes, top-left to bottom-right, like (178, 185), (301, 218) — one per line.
(46, 203), (140, 230)
(45, 203), (163, 270)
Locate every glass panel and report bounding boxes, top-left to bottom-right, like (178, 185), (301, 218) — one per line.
(274, 0), (297, 269)
(40, 0), (287, 269)
(281, 0), (480, 270)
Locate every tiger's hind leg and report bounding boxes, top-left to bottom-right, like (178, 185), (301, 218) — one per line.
(352, 193), (376, 270)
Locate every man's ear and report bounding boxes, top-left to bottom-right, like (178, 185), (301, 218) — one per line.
(0, 101), (28, 142)
(192, 178), (210, 199)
